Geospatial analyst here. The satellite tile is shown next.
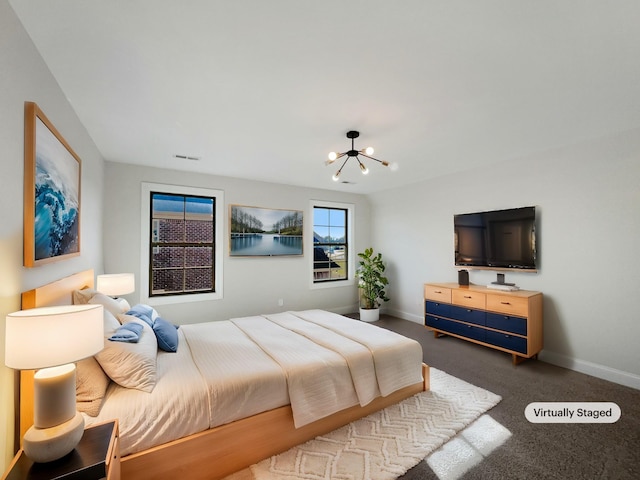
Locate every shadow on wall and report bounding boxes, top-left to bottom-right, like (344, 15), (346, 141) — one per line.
(540, 296), (571, 358)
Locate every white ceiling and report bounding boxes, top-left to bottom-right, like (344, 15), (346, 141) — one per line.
(9, 0), (640, 194)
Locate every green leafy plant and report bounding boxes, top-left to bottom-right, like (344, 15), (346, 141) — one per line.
(356, 247), (390, 309)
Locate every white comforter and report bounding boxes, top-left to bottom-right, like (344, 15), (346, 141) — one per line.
(86, 310), (423, 456)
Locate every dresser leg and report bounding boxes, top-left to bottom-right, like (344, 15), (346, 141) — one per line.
(512, 354), (526, 365)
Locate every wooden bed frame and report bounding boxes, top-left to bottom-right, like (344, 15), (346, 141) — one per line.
(19, 270), (430, 480)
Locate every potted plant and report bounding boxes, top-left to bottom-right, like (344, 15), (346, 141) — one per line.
(356, 247), (389, 322)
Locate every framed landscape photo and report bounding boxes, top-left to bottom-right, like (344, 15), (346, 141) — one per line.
(230, 205), (303, 256)
(24, 102), (81, 267)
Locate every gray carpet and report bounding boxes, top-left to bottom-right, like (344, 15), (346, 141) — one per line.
(367, 315), (640, 480)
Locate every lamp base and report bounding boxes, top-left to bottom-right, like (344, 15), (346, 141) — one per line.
(23, 412), (84, 463)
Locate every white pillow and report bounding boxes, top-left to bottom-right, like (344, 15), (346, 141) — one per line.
(89, 293), (129, 318)
(76, 357), (110, 416)
(103, 309), (121, 333)
(116, 297), (131, 312)
(95, 316), (157, 392)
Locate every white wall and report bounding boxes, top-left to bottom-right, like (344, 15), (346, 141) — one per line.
(0, 0), (105, 470)
(370, 127), (640, 389)
(103, 161), (370, 324)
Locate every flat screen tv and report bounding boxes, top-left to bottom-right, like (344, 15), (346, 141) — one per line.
(454, 206), (537, 271)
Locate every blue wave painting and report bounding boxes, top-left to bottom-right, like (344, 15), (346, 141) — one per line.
(34, 117), (80, 261)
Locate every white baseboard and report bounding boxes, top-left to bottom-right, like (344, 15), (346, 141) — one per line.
(386, 308), (423, 324)
(332, 304), (359, 316)
(539, 350), (640, 391)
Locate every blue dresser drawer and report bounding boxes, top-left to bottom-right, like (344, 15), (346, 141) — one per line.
(426, 301), (451, 317)
(457, 323), (486, 343)
(426, 315), (460, 335)
(426, 316), (485, 343)
(485, 330), (527, 354)
(450, 305), (486, 326)
(486, 313), (527, 335)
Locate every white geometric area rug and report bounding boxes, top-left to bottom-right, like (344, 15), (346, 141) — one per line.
(226, 368), (501, 480)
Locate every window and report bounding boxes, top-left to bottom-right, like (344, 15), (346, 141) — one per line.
(313, 205), (349, 283)
(141, 183), (223, 305)
(150, 193), (215, 295)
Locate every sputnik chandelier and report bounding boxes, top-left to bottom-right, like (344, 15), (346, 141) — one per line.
(326, 131), (397, 181)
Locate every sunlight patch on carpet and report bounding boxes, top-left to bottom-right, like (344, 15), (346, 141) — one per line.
(426, 414), (512, 480)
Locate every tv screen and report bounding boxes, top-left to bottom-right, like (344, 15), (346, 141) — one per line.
(454, 206), (537, 271)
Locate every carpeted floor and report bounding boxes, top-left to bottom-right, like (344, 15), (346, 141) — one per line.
(372, 315), (640, 480)
(226, 369), (500, 480)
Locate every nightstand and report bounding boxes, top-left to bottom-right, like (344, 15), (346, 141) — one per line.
(3, 420), (120, 480)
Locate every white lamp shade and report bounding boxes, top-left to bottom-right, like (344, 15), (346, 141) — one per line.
(5, 304), (104, 370)
(96, 272), (135, 296)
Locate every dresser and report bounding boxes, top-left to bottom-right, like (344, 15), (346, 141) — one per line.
(424, 283), (543, 364)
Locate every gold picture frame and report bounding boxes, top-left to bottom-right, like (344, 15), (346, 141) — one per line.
(24, 102), (81, 267)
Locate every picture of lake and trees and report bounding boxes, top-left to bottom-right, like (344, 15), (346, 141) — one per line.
(230, 206), (303, 256)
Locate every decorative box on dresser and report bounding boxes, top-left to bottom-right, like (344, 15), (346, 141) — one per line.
(424, 283), (543, 365)
(2, 420), (120, 480)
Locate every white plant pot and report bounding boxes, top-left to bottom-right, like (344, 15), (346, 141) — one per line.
(359, 308), (380, 322)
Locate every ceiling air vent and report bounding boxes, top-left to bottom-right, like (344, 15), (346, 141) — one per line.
(173, 154), (201, 161)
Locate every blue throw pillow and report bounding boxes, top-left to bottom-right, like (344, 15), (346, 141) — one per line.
(126, 304), (155, 327)
(109, 322), (144, 343)
(153, 317), (179, 352)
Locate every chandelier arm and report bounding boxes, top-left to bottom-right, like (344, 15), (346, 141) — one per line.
(336, 157), (349, 175)
(358, 153), (389, 165)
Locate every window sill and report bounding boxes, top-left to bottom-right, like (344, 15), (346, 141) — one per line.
(140, 291), (223, 306)
(310, 278), (355, 290)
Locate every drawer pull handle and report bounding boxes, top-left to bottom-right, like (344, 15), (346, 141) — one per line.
(464, 295), (472, 299)
(500, 301), (511, 305)
(434, 290), (442, 293)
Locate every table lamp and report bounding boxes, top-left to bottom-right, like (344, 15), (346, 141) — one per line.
(4, 304), (104, 463)
(96, 273), (135, 297)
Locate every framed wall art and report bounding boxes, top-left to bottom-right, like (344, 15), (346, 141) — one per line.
(230, 205), (303, 256)
(24, 102), (81, 267)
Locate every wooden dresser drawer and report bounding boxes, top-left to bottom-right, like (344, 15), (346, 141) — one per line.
(424, 285), (452, 303)
(452, 289), (486, 310)
(486, 294), (529, 317)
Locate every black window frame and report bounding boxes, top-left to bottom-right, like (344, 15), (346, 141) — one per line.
(148, 191), (217, 298)
(312, 206), (349, 283)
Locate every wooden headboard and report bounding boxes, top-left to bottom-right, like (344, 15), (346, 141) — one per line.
(17, 269), (95, 450)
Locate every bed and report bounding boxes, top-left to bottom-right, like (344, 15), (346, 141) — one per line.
(18, 270), (429, 480)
